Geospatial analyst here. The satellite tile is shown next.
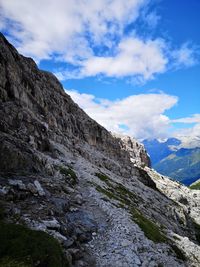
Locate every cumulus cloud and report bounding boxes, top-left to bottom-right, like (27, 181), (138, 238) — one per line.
(65, 89), (178, 139)
(0, 0), (198, 82)
(0, 0), (145, 61)
(80, 37), (168, 80)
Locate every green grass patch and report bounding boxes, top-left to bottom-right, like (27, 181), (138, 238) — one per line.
(95, 172), (137, 205)
(130, 207), (167, 243)
(95, 185), (121, 202)
(0, 257), (31, 267)
(59, 167), (77, 185)
(94, 180), (166, 243)
(0, 222), (69, 267)
(190, 182), (200, 190)
(95, 172), (110, 182)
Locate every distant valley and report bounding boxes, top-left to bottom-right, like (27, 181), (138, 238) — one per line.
(143, 138), (200, 185)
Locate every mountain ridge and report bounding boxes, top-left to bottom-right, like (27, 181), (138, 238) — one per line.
(143, 138), (200, 185)
(1, 33), (200, 267)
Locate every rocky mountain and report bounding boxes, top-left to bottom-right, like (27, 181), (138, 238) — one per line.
(143, 138), (200, 185)
(143, 138), (181, 165)
(1, 33), (200, 267)
(154, 147), (200, 185)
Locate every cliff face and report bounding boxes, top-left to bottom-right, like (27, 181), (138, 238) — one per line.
(1, 33), (200, 267)
(0, 32), (149, 177)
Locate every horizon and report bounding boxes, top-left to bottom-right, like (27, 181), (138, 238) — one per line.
(1, 0), (199, 140)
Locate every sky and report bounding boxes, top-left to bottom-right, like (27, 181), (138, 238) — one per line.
(0, 0), (200, 140)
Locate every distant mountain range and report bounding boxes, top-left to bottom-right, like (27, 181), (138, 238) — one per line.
(143, 138), (200, 185)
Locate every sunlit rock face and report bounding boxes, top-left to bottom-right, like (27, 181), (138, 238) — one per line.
(0, 33), (200, 267)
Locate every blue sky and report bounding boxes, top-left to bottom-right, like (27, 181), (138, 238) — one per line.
(0, 0), (200, 140)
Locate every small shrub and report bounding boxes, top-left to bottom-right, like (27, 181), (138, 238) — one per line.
(95, 173), (110, 182)
(0, 222), (69, 267)
(59, 167), (77, 185)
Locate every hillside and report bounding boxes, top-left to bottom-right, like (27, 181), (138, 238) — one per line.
(143, 138), (181, 165)
(143, 138), (200, 185)
(1, 33), (200, 267)
(154, 147), (200, 185)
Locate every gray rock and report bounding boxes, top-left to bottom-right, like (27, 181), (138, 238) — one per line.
(121, 240), (132, 247)
(42, 218), (60, 229)
(8, 179), (26, 190)
(63, 237), (74, 248)
(74, 194), (84, 205)
(27, 183), (38, 194)
(0, 186), (10, 195)
(34, 180), (45, 196)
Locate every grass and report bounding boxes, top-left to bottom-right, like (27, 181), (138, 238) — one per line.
(95, 172), (110, 182)
(0, 257), (31, 267)
(95, 172), (137, 205)
(130, 207), (167, 243)
(0, 222), (69, 267)
(190, 181), (200, 190)
(59, 166), (77, 185)
(94, 173), (166, 243)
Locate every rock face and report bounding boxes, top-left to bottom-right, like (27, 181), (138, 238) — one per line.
(0, 33), (200, 267)
(113, 134), (151, 167)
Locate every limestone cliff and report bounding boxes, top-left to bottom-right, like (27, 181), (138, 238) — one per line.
(0, 33), (200, 267)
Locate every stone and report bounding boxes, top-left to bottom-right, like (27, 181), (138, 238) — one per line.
(67, 248), (83, 261)
(8, 179), (26, 190)
(0, 186), (9, 195)
(63, 238), (74, 248)
(74, 194), (84, 205)
(121, 240), (132, 247)
(34, 180), (45, 196)
(42, 218), (60, 230)
(27, 183), (38, 194)
(1, 33), (200, 267)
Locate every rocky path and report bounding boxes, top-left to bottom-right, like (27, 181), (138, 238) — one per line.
(77, 166), (185, 267)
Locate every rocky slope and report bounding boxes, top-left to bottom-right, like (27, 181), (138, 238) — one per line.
(0, 33), (200, 267)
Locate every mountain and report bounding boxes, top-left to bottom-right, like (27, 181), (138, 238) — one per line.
(1, 33), (200, 267)
(143, 138), (200, 185)
(143, 138), (181, 165)
(154, 147), (200, 185)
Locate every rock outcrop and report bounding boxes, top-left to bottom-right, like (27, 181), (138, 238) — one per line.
(0, 33), (200, 267)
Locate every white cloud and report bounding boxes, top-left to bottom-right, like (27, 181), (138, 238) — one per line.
(0, 0), (198, 82)
(172, 114), (200, 124)
(174, 123), (200, 148)
(0, 0), (145, 61)
(80, 37), (168, 80)
(144, 11), (160, 29)
(172, 43), (198, 68)
(65, 89), (178, 139)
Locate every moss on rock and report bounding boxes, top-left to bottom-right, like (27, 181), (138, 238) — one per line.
(59, 167), (77, 185)
(0, 222), (69, 267)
